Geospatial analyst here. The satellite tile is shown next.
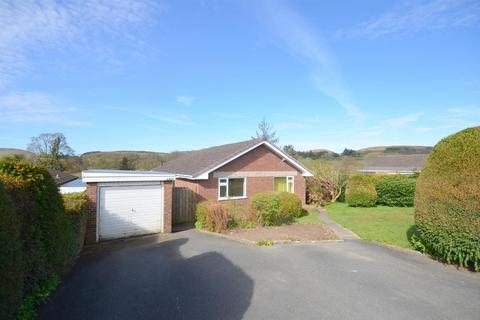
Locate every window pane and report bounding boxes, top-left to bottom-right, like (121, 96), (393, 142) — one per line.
(287, 181), (294, 193)
(228, 178), (244, 197)
(274, 177), (286, 192)
(219, 185), (227, 198)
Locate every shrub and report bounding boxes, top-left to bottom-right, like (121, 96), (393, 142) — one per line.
(0, 160), (72, 275)
(0, 161), (87, 318)
(415, 127), (480, 271)
(195, 201), (231, 232)
(251, 192), (306, 226)
(62, 192), (89, 259)
(376, 175), (416, 207)
(345, 175), (377, 207)
(0, 182), (23, 320)
(225, 201), (258, 229)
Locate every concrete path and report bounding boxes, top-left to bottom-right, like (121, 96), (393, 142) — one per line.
(317, 207), (360, 240)
(38, 229), (480, 320)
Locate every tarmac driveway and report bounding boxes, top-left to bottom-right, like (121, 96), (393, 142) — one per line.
(38, 229), (480, 320)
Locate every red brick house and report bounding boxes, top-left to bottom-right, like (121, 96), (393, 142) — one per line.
(158, 139), (313, 205)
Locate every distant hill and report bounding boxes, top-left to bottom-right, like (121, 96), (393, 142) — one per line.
(0, 148), (33, 158)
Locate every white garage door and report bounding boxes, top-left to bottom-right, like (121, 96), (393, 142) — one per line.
(99, 183), (164, 240)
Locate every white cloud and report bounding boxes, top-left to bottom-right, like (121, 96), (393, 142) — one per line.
(257, 1), (363, 121)
(0, 0), (159, 87)
(0, 92), (90, 126)
(145, 113), (189, 125)
(176, 96), (197, 107)
(383, 112), (423, 127)
(341, 0), (480, 39)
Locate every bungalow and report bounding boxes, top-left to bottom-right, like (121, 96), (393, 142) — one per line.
(81, 139), (313, 243)
(358, 154), (429, 175)
(158, 139), (313, 205)
(49, 169), (86, 194)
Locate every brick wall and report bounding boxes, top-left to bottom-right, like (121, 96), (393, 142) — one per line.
(177, 144), (307, 205)
(85, 182), (97, 244)
(163, 181), (173, 233)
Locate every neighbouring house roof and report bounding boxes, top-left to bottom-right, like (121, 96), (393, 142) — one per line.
(82, 169), (175, 183)
(359, 154), (429, 174)
(49, 169), (78, 186)
(157, 139), (314, 179)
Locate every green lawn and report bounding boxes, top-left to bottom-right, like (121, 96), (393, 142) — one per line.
(326, 203), (417, 248)
(295, 209), (322, 225)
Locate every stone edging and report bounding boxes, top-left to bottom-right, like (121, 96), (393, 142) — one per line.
(195, 228), (343, 246)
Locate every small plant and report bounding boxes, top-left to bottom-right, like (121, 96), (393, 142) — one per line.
(409, 234), (429, 254)
(17, 274), (61, 320)
(257, 239), (274, 246)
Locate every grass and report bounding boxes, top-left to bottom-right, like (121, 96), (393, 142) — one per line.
(326, 203), (417, 248)
(295, 209), (322, 225)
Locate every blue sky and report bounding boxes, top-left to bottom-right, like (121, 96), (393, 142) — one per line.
(0, 0), (479, 154)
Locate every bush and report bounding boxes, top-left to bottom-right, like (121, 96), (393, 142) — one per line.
(0, 161), (88, 318)
(415, 127), (480, 271)
(62, 192), (89, 260)
(195, 201), (230, 232)
(346, 175), (377, 207)
(376, 175), (416, 207)
(251, 192), (306, 226)
(0, 182), (23, 320)
(225, 201), (259, 229)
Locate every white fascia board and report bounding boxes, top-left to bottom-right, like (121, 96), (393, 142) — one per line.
(82, 170), (175, 183)
(191, 140), (314, 179)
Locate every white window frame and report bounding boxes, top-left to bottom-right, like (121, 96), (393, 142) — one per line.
(218, 177), (247, 200)
(273, 176), (295, 193)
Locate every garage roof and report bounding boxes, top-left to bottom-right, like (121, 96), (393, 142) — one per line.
(82, 169), (175, 183)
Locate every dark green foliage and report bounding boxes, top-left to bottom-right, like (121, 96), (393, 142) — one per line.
(17, 274), (60, 320)
(415, 127), (480, 271)
(376, 175), (416, 207)
(0, 182), (23, 320)
(0, 161), (88, 318)
(346, 175), (377, 207)
(251, 192), (306, 226)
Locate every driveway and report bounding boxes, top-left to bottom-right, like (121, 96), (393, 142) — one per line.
(38, 230), (480, 320)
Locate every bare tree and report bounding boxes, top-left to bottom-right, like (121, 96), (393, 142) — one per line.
(282, 144), (296, 157)
(253, 118), (279, 144)
(308, 162), (347, 203)
(27, 133), (74, 170)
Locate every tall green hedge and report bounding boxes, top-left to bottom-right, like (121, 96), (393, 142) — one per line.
(0, 160), (88, 319)
(0, 182), (23, 320)
(415, 127), (480, 271)
(346, 175), (377, 207)
(376, 175), (416, 207)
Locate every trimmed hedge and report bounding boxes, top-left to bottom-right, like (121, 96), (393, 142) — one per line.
(415, 127), (480, 271)
(376, 175), (416, 207)
(0, 182), (23, 320)
(251, 192), (305, 226)
(0, 161), (88, 319)
(346, 175), (377, 207)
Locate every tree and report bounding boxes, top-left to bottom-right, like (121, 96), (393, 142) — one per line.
(27, 133), (74, 170)
(282, 145), (296, 157)
(307, 162), (348, 203)
(341, 148), (359, 157)
(253, 118), (279, 144)
(119, 157), (132, 170)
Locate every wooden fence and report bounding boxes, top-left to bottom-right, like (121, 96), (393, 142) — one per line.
(172, 187), (198, 224)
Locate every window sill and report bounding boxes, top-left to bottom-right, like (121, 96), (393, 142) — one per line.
(218, 196), (247, 201)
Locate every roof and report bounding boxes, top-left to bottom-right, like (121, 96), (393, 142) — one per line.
(360, 154), (429, 173)
(82, 169), (175, 183)
(49, 169), (78, 186)
(157, 139), (313, 179)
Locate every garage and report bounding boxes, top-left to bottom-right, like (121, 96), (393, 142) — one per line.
(82, 170), (175, 242)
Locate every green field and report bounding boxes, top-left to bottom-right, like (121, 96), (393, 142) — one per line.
(326, 203), (417, 248)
